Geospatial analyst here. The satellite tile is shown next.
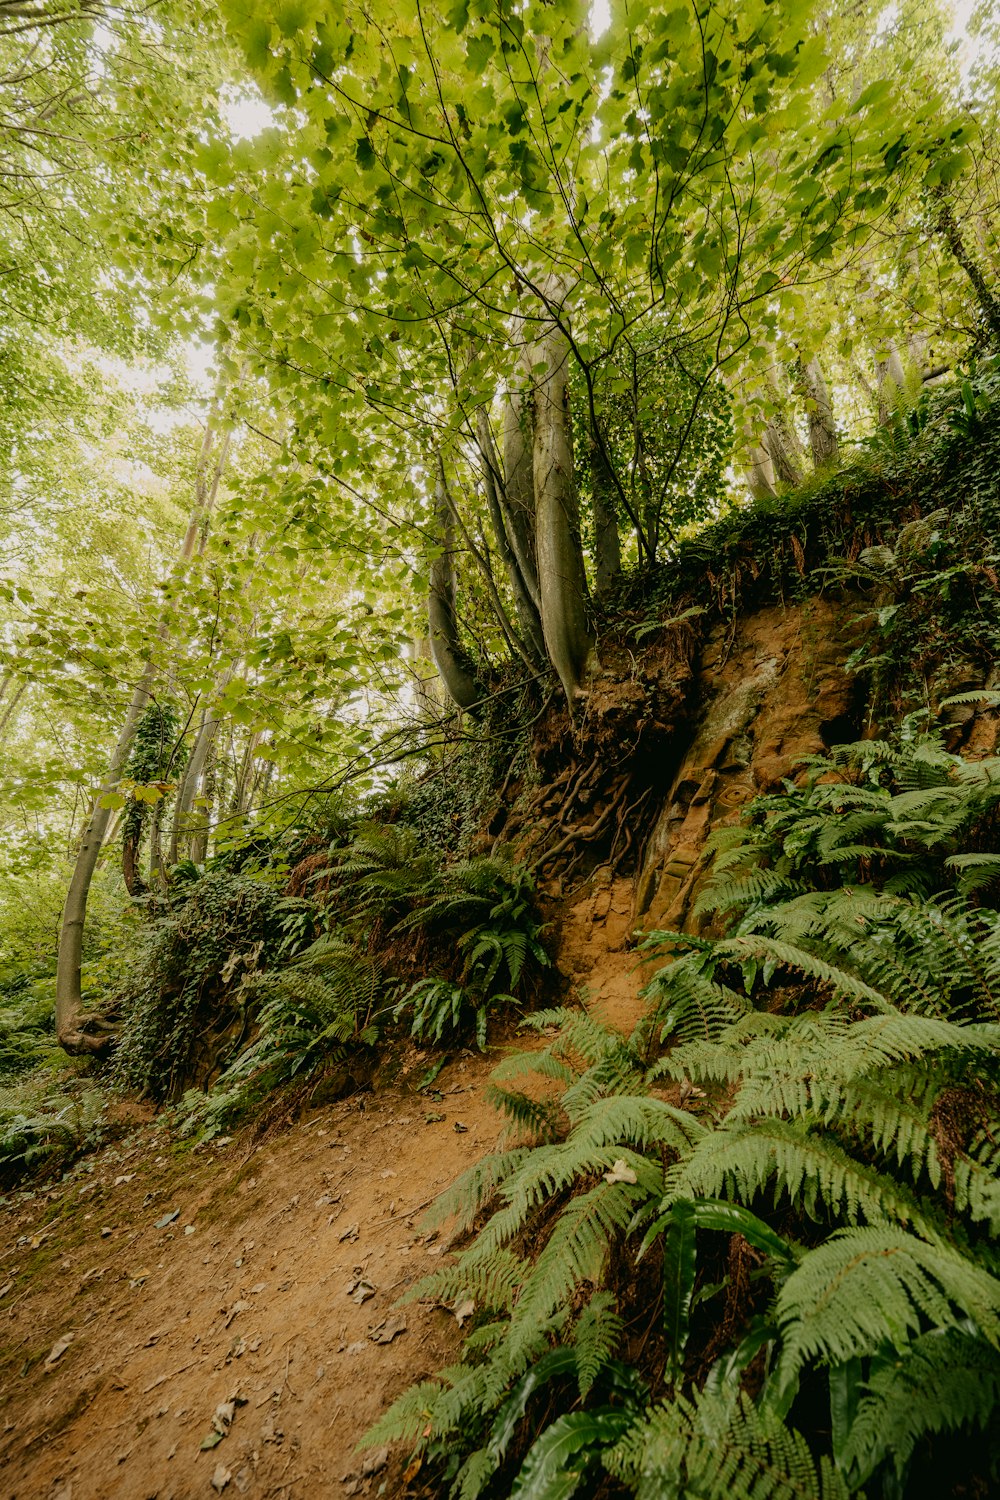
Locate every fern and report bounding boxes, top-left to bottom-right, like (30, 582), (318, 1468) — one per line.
(666, 1116), (933, 1233)
(606, 1388), (849, 1500)
(838, 1327), (1000, 1485)
(773, 1226), (1000, 1388)
(571, 1291), (625, 1398)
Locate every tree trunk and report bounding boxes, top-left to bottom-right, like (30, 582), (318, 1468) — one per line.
(936, 198), (1000, 346)
(0, 677), (28, 743)
(231, 730), (264, 818)
(189, 733), (218, 864)
(475, 408), (546, 663)
(428, 452), (484, 711)
(744, 438), (778, 501)
(122, 805), (148, 897)
(56, 664), (156, 1054)
(876, 340), (907, 426)
(531, 279), (594, 705)
(502, 373), (542, 612)
(797, 355), (839, 468)
(169, 676), (231, 865)
(761, 362), (805, 485)
(590, 411), (621, 595)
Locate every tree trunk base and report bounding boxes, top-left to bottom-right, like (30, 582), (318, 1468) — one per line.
(56, 1017), (117, 1057)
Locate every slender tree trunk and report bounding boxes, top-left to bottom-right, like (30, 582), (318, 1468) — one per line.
(169, 672), (232, 864)
(475, 409), (546, 663)
(936, 198), (1000, 346)
(189, 734), (218, 864)
(231, 730), (264, 817)
(0, 678), (28, 743)
(428, 452), (484, 711)
(122, 807), (148, 897)
(532, 278), (594, 705)
(797, 355), (839, 468)
(502, 371), (542, 612)
(56, 664), (157, 1053)
(148, 796), (167, 889)
(590, 411), (621, 596)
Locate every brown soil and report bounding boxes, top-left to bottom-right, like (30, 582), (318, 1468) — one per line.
(0, 1051), (514, 1500)
(0, 890), (645, 1500)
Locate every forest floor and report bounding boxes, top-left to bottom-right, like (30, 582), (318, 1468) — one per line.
(0, 879), (641, 1500)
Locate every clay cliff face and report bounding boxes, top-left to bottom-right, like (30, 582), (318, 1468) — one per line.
(633, 598), (863, 936)
(546, 592), (998, 1023)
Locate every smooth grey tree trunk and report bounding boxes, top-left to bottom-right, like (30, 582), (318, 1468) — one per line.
(531, 278), (593, 706)
(56, 663), (157, 1052)
(475, 408), (546, 663)
(428, 453), (483, 711)
(502, 373), (542, 613)
(798, 355), (839, 468)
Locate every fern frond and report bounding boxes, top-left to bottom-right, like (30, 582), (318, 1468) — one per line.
(426, 1148), (534, 1233)
(606, 1387), (849, 1500)
(572, 1290), (624, 1398)
(774, 1227), (1000, 1386)
(507, 1181), (643, 1359)
(403, 1246), (529, 1315)
(840, 1326), (1000, 1484)
(668, 1117), (932, 1232)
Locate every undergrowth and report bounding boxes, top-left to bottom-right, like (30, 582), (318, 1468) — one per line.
(363, 727), (1000, 1499)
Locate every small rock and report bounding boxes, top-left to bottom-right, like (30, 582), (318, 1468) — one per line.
(362, 1446), (389, 1478)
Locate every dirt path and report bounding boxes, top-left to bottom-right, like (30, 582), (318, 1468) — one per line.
(0, 891), (643, 1500)
(0, 1049), (516, 1500)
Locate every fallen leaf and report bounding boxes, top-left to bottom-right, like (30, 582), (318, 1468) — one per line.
(338, 1222), (359, 1243)
(345, 1278), (376, 1305)
(200, 1396), (240, 1451)
(453, 1298), (475, 1329)
(368, 1315), (407, 1345)
(603, 1159), (638, 1186)
(453, 1121), (468, 1133)
(224, 1300), (250, 1328)
(424, 1113), (444, 1124)
(45, 1334), (74, 1369)
(211, 1463), (232, 1493)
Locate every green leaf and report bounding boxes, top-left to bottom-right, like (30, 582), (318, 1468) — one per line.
(662, 1199), (697, 1375)
(511, 1411), (633, 1498)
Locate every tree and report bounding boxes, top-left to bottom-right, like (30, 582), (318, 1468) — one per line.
(205, 0), (972, 707)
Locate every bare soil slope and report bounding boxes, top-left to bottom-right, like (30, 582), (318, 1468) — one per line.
(0, 1052), (515, 1500)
